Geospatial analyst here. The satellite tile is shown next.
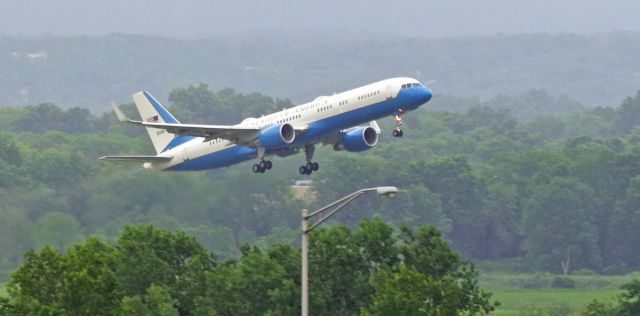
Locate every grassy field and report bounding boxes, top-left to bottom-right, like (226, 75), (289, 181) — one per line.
(479, 273), (636, 315)
(0, 282), (6, 297)
(489, 288), (620, 315)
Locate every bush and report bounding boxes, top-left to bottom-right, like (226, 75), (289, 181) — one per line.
(572, 268), (596, 276)
(551, 276), (575, 288)
(602, 264), (631, 275)
(511, 275), (551, 289)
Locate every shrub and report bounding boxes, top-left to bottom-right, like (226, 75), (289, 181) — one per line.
(572, 268), (596, 276)
(551, 276), (575, 288)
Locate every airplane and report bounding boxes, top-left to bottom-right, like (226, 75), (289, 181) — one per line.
(100, 77), (432, 175)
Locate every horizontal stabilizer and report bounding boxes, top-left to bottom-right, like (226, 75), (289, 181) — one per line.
(99, 155), (173, 162)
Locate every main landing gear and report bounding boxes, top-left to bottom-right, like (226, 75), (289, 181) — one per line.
(299, 145), (319, 175)
(252, 159), (273, 174)
(392, 109), (404, 138)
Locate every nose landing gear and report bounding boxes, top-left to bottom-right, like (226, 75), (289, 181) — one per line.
(392, 109), (405, 138)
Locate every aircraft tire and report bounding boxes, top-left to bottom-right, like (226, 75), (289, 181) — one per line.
(252, 164), (260, 173)
(312, 162), (319, 171)
(299, 166), (308, 175)
(265, 160), (273, 170)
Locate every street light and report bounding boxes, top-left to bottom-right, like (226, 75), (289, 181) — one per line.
(301, 186), (398, 316)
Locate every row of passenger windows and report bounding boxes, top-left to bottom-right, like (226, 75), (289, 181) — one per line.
(358, 90), (380, 100)
(338, 100), (348, 105)
(401, 83), (423, 89)
(317, 105), (333, 112)
(277, 114), (301, 124)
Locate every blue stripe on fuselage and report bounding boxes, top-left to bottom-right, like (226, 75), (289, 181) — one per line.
(163, 135), (196, 152)
(166, 145), (257, 171)
(165, 86), (431, 171)
(296, 86), (431, 143)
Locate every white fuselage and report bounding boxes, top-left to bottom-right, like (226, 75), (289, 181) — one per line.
(144, 77), (430, 171)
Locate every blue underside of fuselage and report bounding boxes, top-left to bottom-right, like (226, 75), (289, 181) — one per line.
(165, 86), (430, 171)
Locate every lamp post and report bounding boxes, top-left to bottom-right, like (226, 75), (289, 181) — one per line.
(301, 186), (398, 316)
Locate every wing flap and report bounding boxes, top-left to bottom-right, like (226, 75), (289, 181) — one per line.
(111, 103), (259, 143)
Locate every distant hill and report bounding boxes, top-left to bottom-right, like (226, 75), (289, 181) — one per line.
(1, 32), (639, 111)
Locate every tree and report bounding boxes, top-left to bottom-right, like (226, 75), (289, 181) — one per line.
(5, 247), (65, 315)
(119, 285), (179, 316)
(35, 211), (82, 251)
(115, 225), (216, 315)
(585, 279), (640, 316)
(60, 237), (120, 316)
(523, 177), (601, 272)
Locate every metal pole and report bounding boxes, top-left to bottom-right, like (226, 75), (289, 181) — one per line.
(301, 209), (309, 316)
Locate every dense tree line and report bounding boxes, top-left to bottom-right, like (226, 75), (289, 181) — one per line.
(0, 222), (496, 315)
(1, 85), (640, 282)
(2, 32), (640, 109)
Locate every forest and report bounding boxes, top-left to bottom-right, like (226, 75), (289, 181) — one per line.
(0, 83), (640, 277)
(2, 32), (640, 109)
(1, 76), (640, 314)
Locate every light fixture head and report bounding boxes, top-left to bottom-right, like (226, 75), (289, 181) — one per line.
(376, 186), (398, 197)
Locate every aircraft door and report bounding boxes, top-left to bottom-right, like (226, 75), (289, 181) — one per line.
(182, 147), (190, 161)
(385, 85), (393, 99)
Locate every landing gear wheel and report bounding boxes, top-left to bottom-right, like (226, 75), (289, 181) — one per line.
(392, 130), (399, 137)
(265, 160), (273, 170)
(252, 164), (262, 173)
(300, 145), (317, 175)
(398, 130), (403, 137)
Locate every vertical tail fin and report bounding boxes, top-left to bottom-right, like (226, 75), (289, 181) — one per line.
(131, 91), (181, 154)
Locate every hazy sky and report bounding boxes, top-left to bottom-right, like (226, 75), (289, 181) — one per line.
(2, 0), (640, 38)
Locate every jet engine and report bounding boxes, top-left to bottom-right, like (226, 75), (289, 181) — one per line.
(333, 126), (379, 152)
(259, 123), (295, 149)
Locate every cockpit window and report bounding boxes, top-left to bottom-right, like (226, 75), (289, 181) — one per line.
(402, 83), (422, 89)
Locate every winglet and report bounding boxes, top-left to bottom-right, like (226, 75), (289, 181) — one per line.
(111, 102), (136, 123)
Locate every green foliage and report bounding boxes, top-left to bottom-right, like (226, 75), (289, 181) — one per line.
(119, 285), (179, 316)
(551, 276), (576, 289)
(2, 32), (640, 109)
(584, 279), (640, 316)
(3, 82), (640, 280)
(115, 225), (216, 315)
(0, 222), (493, 315)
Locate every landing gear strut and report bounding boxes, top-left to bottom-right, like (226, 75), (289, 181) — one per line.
(299, 145), (319, 175)
(392, 109), (405, 138)
(252, 159), (273, 174)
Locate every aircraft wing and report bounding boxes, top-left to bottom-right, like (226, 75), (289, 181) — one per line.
(99, 155), (173, 162)
(112, 103), (260, 143)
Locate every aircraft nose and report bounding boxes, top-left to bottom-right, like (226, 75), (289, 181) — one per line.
(420, 86), (432, 103)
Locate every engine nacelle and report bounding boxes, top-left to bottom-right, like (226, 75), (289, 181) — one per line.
(259, 123), (295, 149)
(333, 126), (379, 152)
